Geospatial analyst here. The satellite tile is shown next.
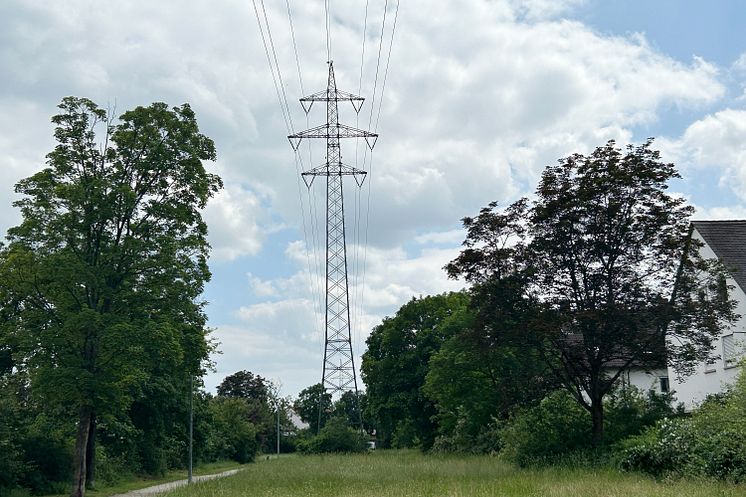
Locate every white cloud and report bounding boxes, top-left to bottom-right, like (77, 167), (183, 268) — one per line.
(508, 0), (587, 21)
(203, 184), (266, 261)
(206, 321), (322, 395)
(693, 204), (746, 220)
(247, 273), (279, 298)
(0, 0), (728, 251)
(415, 229), (466, 245)
(659, 109), (746, 200)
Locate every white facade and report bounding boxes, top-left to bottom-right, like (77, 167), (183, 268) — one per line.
(667, 227), (746, 411)
(620, 368), (670, 394)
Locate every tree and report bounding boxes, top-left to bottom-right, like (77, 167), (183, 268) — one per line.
(0, 97), (222, 496)
(293, 383), (332, 434)
(447, 140), (736, 447)
(332, 391), (365, 430)
(217, 370), (269, 401)
(424, 328), (553, 451)
(361, 292), (470, 449)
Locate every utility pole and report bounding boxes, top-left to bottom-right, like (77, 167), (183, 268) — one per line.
(288, 61), (376, 430)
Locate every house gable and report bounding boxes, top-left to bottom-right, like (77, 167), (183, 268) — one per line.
(692, 220), (746, 295)
(667, 220), (746, 410)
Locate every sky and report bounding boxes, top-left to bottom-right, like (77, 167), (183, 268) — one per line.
(1, 0), (746, 398)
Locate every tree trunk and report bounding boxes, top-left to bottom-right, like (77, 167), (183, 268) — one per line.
(72, 405), (92, 497)
(590, 399), (604, 448)
(85, 414), (96, 489)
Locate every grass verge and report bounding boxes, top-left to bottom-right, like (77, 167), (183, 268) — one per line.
(159, 450), (745, 497)
(42, 460), (246, 497)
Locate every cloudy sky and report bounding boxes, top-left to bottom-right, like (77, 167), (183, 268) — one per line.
(2, 0), (745, 397)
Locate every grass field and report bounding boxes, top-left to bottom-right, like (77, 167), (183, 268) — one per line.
(158, 451), (744, 497)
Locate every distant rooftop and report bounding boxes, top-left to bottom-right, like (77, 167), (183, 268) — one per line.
(692, 220), (746, 294)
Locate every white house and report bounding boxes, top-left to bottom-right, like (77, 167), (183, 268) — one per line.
(667, 220), (746, 411)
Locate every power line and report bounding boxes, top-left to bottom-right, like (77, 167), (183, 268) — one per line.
(259, 0), (295, 131)
(251, 0), (291, 132)
(325, 0), (331, 61)
(285, 0), (305, 95)
(374, 0), (400, 132)
(252, 0), (329, 349)
(356, 0), (401, 352)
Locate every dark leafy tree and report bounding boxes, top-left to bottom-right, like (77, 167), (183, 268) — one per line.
(293, 383), (333, 435)
(361, 292), (470, 450)
(0, 97), (221, 496)
(217, 370), (268, 401)
(331, 391), (366, 430)
(447, 140), (737, 447)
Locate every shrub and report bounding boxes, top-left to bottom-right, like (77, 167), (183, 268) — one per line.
(616, 364), (746, 481)
(210, 397), (259, 463)
(500, 391), (592, 466)
(298, 417), (366, 454)
(615, 417), (695, 476)
(432, 415), (504, 455)
(498, 386), (675, 466)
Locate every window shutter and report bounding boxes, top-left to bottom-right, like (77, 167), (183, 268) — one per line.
(723, 334), (736, 367)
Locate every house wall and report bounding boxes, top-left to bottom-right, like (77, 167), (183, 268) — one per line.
(622, 368), (669, 393)
(667, 228), (746, 411)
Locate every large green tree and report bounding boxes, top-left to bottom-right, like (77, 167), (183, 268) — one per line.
(293, 383), (333, 435)
(447, 140), (736, 446)
(0, 97), (222, 496)
(361, 292), (470, 449)
(217, 370), (269, 401)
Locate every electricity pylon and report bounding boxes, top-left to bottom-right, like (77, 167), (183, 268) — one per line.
(288, 61), (377, 428)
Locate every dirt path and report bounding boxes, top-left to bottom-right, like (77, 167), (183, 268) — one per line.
(109, 469), (243, 497)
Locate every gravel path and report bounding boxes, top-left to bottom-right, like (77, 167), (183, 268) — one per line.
(109, 469), (244, 497)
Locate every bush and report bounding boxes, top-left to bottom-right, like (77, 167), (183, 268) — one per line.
(604, 387), (681, 444)
(432, 414), (504, 455)
(298, 417), (366, 454)
(615, 417), (695, 476)
(500, 391), (592, 466)
(616, 365), (746, 481)
(498, 386), (675, 466)
(210, 397), (259, 463)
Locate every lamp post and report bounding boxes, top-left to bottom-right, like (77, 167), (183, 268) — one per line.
(276, 401), (280, 456)
(188, 374), (193, 484)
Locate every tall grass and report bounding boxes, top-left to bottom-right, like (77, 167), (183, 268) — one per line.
(161, 450), (744, 497)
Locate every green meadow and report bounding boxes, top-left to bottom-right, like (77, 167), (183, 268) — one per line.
(161, 451), (744, 497)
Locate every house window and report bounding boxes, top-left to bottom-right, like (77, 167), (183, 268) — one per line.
(723, 334), (737, 368)
(659, 377), (669, 393)
(704, 359), (716, 373)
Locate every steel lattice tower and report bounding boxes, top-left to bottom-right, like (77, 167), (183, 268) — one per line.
(288, 62), (377, 422)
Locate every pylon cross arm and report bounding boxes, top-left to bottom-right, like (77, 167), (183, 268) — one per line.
(288, 125), (378, 151)
(299, 90), (365, 114)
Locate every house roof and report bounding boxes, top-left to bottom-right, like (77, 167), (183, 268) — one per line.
(692, 220), (746, 294)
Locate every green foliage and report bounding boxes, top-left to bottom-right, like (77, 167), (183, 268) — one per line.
(425, 331), (553, 453)
(0, 387), (23, 492)
(209, 397), (259, 464)
(501, 387), (677, 467)
(0, 96), (222, 493)
(332, 391), (364, 429)
(362, 292), (471, 449)
(297, 417), (366, 454)
(500, 391), (592, 466)
(293, 384), (333, 435)
(446, 140), (736, 447)
(603, 387), (681, 444)
(217, 371), (268, 401)
(617, 366), (746, 481)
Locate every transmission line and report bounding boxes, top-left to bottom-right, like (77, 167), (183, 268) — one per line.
(356, 0), (401, 350)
